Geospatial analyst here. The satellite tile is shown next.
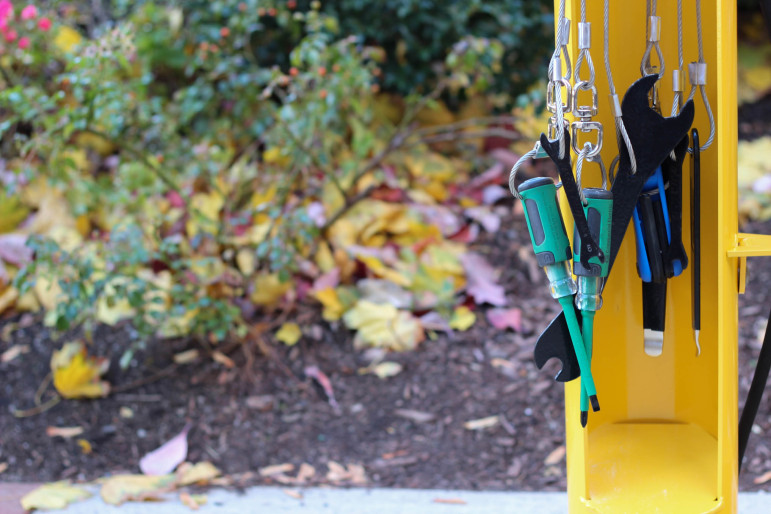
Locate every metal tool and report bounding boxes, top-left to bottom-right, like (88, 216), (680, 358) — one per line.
(691, 128), (701, 353)
(573, 184), (613, 427)
(518, 177), (599, 412)
(533, 76), (695, 383)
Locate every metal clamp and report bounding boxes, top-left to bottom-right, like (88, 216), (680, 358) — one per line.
(571, 121), (603, 158)
(572, 80), (599, 118)
(547, 78), (573, 114)
(547, 117), (570, 142)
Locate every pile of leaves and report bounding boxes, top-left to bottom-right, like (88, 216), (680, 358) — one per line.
(0, 0), (538, 394)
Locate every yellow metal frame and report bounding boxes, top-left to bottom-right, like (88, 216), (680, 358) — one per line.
(548, 1), (771, 512)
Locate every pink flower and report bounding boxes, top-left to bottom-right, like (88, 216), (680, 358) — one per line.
(37, 17), (51, 31)
(3, 29), (16, 43)
(21, 5), (38, 20)
(18, 36), (29, 49)
(0, 1), (13, 21)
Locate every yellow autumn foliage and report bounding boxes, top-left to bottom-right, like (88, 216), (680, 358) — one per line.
(51, 341), (110, 399)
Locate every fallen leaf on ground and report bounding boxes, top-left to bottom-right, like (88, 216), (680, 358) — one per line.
(433, 498), (467, 505)
(370, 361), (403, 379)
(283, 489), (303, 500)
(314, 287), (345, 321)
(326, 461), (367, 485)
(120, 407), (134, 419)
(77, 439), (93, 455)
(418, 312), (453, 333)
(461, 253), (507, 306)
(394, 409), (436, 424)
(276, 322), (302, 346)
(296, 463), (316, 483)
(173, 349), (200, 364)
(177, 462), (221, 486)
(449, 306), (476, 331)
(305, 365), (342, 414)
(1, 344), (29, 363)
(259, 463), (295, 477)
(486, 308), (523, 331)
(180, 491), (202, 510)
(357, 279), (413, 308)
(139, 423), (191, 475)
(211, 351), (235, 368)
(20, 481), (92, 511)
(463, 415), (500, 431)
(0, 233), (32, 267)
(50, 341), (111, 399)
(544, 445), (566, 466)
(754, 470), (771, 485)
(343, 300), (424, 351)
(0, 462), (7, 474)
(46, 426), (84, 439)
(100, 474), (176, 505)
(245, 395), (274, 411)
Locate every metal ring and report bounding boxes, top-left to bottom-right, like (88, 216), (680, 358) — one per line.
(572, 80), (599, 118)
(571, 120), (603, 158)
(547, 78), (573, 114)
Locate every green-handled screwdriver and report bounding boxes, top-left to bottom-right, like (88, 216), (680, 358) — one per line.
(572, 188), (613, 427)
(518, 177), (600, 413)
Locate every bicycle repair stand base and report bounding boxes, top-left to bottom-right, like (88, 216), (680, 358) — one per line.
(546, 2), (767, 513)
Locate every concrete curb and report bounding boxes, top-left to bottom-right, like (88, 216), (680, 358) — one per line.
(5, 485), (771, 513)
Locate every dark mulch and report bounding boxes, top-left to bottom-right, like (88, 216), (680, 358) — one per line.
(3, 212), (771, 492)
(0, 213), (571, 491)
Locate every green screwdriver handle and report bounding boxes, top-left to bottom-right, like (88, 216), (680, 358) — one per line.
(573, 188), (613, 278)
(518, 177), (572, 267)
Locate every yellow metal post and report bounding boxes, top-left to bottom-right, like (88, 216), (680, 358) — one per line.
(551, 1), (748, 512)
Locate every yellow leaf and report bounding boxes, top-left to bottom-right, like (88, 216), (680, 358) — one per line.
(322, 181), (346, 215)
(20, 481), (91, 511)
(229, 222), (271, 246)
(34, 275), (63, 312)
(356, 255), (412, 288)
(0, 192), (29, 234)
(250, 184), (278, 210)
(177, 462), (222, 486)
(422, 180), (449, 202)
(251, 273), (292, 307)
(73, 132), (116, 156)
(77, 439), (93, 455)
(314, 287), (344, 321)
(100, 474), (176, 506)
(315, 242), (335, 273)
(96, 278), (135, 326)
(54, 26), (83, 53)
(159, 308), (199, 338)
(0, 285), (18, 314)
(263, 147), (291, 167)
(343, 300), (424, 351)
(371, 361), (403, 379)
(186, 191), (224, 238)
(236, 249), (256, 275)
(404, 153), (456, 181)
(276, 322), (302, 346)
(415, 100), (455, 127)
(450, 306), (476, 331)
(50, 341), (110, 399)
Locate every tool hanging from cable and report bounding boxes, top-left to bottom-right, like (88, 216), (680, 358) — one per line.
(632, 1), (692, 356)
(572, 144), (611, 427)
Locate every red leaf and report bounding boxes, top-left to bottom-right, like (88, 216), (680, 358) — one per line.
(486, 308), (523, 332)
(461, 252), (507, 306)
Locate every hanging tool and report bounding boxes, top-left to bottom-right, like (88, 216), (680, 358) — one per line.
(572, 147), (612, 427)
(534, 76), (694, 382)
(633, 136), (689, 356)
(517, 176), (599, 412)
(691, 129), (701, 353)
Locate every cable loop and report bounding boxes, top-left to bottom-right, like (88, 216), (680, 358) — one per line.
(509, 142), (542, 199)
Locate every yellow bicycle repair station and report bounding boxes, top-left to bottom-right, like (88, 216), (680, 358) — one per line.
(548, 1), (771, 512)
